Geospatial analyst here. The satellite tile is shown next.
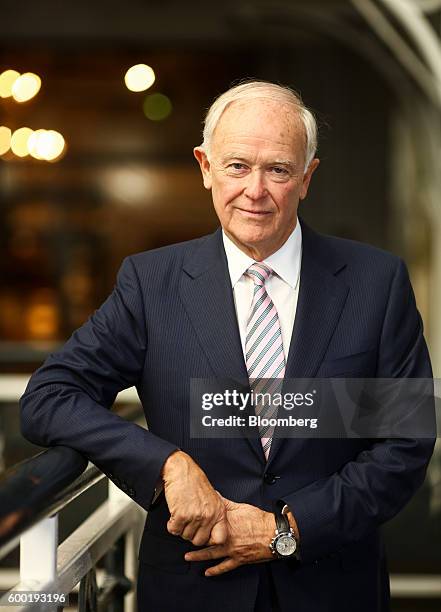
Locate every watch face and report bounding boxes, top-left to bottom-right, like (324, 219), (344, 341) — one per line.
(275, 534), (297, 556)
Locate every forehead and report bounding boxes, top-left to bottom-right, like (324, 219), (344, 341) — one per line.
(211, 98), (306, 157)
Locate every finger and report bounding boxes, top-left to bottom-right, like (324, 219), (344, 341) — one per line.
(167, 519), (180, 536)
(209, 520), (228, 545)
(185, 546), (225, 562)
(167, 518), (180, 536)
(191, 525), (213, 547)
(181, 522), (200, 542)
(167, 515), (189, 536)
(205, 558), (240, 577)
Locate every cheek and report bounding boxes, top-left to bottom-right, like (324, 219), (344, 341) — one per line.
(275, 185), (300, 212)
(213, 179), (243, 206)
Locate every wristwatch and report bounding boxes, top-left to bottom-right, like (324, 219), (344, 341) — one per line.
(269, 500), (299, 559)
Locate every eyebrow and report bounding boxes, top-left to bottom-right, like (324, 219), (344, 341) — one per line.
(220, 154), (297, 169)
(272, 159), (296, 168)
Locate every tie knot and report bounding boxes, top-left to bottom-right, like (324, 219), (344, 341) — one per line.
(246, 262), (273, 286)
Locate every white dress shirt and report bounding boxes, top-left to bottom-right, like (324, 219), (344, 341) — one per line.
(222, 221), (302, 364)
(152, 225), (302, 503)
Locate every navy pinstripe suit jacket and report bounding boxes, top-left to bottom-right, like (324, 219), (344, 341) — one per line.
(20, 221), (434, 612)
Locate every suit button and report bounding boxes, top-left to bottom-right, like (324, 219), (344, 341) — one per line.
(263, 472), (278, 485)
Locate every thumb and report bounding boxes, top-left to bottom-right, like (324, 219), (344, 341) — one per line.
(209, 518), (228, 545)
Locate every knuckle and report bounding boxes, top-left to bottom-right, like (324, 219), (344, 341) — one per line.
(167, 526), (179, 536)
(213, 531), (227, 544)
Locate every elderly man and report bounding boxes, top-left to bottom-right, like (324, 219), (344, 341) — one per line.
(20, 81), (434, 612)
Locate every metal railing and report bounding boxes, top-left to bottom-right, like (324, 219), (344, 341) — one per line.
(0, 382), (145, 612)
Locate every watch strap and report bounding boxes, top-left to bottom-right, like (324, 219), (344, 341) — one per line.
(273, 500), (290, 533)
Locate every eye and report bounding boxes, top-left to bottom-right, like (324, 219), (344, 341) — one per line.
(271, 166), (289, 175)
(225, 162), (249, 176)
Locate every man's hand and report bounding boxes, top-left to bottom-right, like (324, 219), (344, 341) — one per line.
(184, 496), (276, 576)
(161, 450), (227, 547)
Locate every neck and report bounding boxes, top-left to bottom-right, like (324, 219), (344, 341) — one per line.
(224, 226), (297, 261)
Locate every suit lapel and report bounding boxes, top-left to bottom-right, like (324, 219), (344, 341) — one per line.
(267, 222), (349, 465)
(285, 241), (349, 380)
(179, 229), (265, 463)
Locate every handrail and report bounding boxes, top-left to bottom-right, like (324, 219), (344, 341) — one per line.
(0, 397), (145, 611)
(0, 402), (144, 561)
(0, 447), (96, 560)
(0, 454), (143, 610)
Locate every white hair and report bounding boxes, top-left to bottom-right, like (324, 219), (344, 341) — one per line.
(200, 80), (318, 173)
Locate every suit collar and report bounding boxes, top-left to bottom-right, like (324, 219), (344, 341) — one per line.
(182, 228), (225, 279)
(182, 220), (347, 279)
(298, 218), (347, 277)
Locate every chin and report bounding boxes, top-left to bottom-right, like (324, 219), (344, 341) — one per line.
(235, 224), (271, 240)
(235, 232), (267, 246)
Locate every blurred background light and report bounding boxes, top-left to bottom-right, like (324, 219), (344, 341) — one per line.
(124, 64), (155, 92)
(10, 127), (33, 157)
(100, 166), (162, 206)
(0, 69), (20, 98)
(143, 93), (172, 121)
(28, 129), (65, 161)
(25, 289), (60, 340)
(0, 126), (12, 155)
(11, 72), (41, 102)
(27, 129), (47, 160)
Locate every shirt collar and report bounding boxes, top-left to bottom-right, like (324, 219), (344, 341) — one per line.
(222, 220), (302, 290)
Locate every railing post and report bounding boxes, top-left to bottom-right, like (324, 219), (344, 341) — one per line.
(102, 537), (128, 612)
(79, 567), (98, 612)
(106, 482), (144, 611)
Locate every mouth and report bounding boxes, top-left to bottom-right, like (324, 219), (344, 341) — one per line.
(236, 208), (272, 217)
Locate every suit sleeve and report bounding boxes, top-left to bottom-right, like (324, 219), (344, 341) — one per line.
(282, 258), (436, 563)
(20, 256), (178, 511)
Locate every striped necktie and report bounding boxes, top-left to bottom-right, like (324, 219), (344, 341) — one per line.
(245, 262), (286, 459)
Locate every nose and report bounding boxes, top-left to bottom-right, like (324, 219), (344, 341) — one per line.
(243, 170), (268, 200)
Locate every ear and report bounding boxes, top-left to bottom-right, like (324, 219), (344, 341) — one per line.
(193, 147), (212, 190)
(300, 158), (320, 200)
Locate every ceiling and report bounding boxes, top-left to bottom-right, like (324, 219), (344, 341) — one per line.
(0, 0), (355, 46)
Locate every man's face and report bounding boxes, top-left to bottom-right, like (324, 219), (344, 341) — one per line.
(194, 99), (319, 260)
